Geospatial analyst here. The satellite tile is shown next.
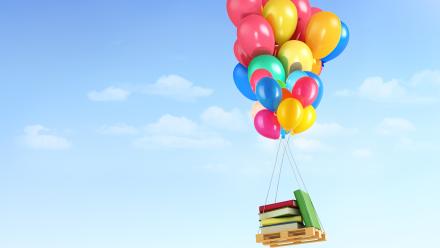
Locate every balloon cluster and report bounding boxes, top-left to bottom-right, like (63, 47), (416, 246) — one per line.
(228, 0), (349, 139)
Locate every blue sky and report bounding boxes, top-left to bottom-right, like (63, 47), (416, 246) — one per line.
(1, 0), (440, 247)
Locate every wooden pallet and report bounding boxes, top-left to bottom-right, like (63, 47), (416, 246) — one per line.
(256, 227), (326, 247)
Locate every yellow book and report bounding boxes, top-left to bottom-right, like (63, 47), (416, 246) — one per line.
(260, 216), (303, 227)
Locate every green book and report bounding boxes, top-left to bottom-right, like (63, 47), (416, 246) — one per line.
(260, 216), (303, 227)
(259, 207), (300, 220)
(294, 190), (321, 230)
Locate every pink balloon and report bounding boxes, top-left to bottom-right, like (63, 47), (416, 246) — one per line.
(250, 69), (272, 92)
(227, 0), (263, 27)
(254, 109), (280, 139)
(291, 0), (312, 41)
(291, 76), (318, 107)
(234, 40), (251, 66)
(311, 7), (322, 15)
(237, 15), (275, 60)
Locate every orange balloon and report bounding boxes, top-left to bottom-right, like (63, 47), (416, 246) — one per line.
(311, 59), (322, 75)
(305, 11), (342, 59)
(282, 88), (293, 101)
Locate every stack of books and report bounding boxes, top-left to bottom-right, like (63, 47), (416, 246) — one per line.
(258, 200), (304, 234)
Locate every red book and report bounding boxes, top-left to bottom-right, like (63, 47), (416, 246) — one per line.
(259, 200), (297, 213)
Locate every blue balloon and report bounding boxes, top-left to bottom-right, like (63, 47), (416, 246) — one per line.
(322, 21), (350, 63)
(256, 77), (282, 112)
(286, 71), (308, 91)
(280, 128), (289, 139)
(233, 64), (257, 101)
(306, 71), (324, 109)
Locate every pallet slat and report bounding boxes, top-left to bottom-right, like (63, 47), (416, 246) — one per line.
(256, 227), (326, 247)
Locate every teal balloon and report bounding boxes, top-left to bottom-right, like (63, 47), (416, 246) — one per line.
(322, 21), (349, 63)
(286, 71), (308, 91)
(248, 55), (286, 83)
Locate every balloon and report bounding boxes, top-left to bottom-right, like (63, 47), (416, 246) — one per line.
(282, 88), (293, 100)
(311, 58), (322, 75)
(250, 69), (272, 92)
(277, 40), (314, 74)
(251, 101), (266, 119)
(256, 77), (282, 112)
(291, 0), (312, 41)
(277, 98), (303, 131)
(234, 40), (252, 66)
(294, 105), (316, 134)
(276, 80), (286, 88)
(280, 128), (289, 139)
(286, 70), (307, 91)
(254, 109), (281, 139)
(291, 76), (318, 107)
(305, 11), (342, 59)
(263, 0), (298, 45)
(305, 71), (323, 108)
(233, 64), (257, 101)
(322, 21), (349, 63)
(227, 0), (263, 27)
(248, 55), (286, 82)
(237, 15), (275, 60)
(311, 7), (321, 15)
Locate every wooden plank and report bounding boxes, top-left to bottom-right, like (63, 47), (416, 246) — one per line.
(256, 227), (326, 247)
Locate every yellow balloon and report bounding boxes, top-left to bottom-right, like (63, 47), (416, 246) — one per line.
(311, 59), (322, 75)
(294, 106), (316, 134)
(277, 40), (314, 74)
(276, 98), (303, 131)
(263, 0), (298, 45)
(305, 11), (342, 59)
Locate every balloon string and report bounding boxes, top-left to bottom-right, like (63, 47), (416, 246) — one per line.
(274, 139), (287, 203)
(262, 139), (282, 214)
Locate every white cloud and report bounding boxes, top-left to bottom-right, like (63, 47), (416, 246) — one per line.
(98, 124), (138, 135)
(377, 118), (415, 136)
(144, 75), (213, 101)
(410, 69), (440, 86)
(336, 70), (440, 103)
(88, 86), (130, 102)
(358, 77), (406, 101)
(201, 106), (246, 131)
(306, 122), (358, 137)
(292, 137), (326, 152)
(352, 148), (372, 158)
(21, 125), (71, 150)
(134, 114), (228, 149)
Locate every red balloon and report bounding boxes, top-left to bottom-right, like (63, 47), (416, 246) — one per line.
(254, 109), (280, 139)
(291, 0), (312, 41)
(291, 76), (318, 107)
(237, 15), (275, 60)
(234, 40), (251, 66)
(250, 69), (272, 92)
(227, 0), (263, 27)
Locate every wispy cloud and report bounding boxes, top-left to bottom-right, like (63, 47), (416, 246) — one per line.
(20, 125), (71, 150)
(336, 70), (439, 103)
(143, 75), (213, 101)
(88, 86), (130, 102)
(134, 114), (228, 150)
(352, 148), (373, 158)
(377, 117), (415, 136)
(201, 106), (246, 131)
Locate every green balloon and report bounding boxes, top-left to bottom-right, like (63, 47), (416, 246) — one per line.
(248, 55), (286, 83)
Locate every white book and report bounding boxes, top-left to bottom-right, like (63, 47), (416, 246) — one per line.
(259, 207), (300, 220)
(260, 222), (304, 234)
